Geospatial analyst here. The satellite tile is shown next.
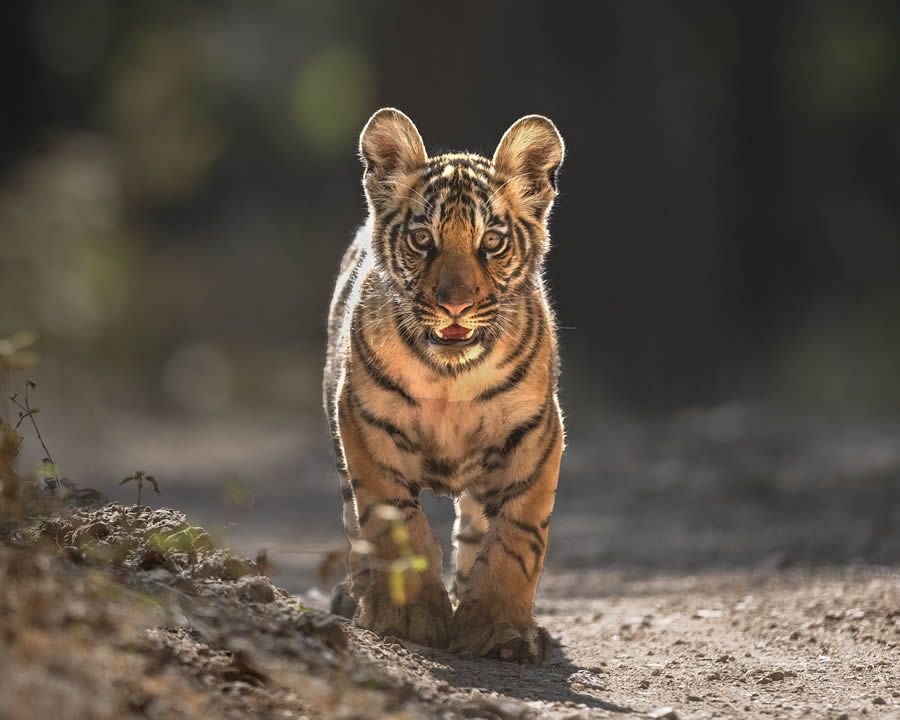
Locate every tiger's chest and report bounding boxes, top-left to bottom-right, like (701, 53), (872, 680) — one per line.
(406, 396), (492, 495)
(390, 367), (518, 496)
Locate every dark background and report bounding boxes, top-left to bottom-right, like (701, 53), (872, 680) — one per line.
(2, 1), (899, 589)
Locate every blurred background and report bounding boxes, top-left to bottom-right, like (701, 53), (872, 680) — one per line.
(2, 1), (899, 591)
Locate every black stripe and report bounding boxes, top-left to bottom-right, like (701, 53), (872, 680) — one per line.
(351, 326), (418, 407)
(386, 497), (420, 510)
(497, 297), (535, 368)
(454, 531), (485, 545)
(423, 477), (451, 495)
(498, 539), (530, 579)
(482, 401), (549, 470)
(357, 504), (374, 527)
(477, 321), (544, 402)
(383, 217), (405, 282)
(376, 462), (421, 497)
(423, 456), (455, 477)
(355, 401), (420, 453)
(501, 516), (546, 551)
(340, 484), (354, 502)
(503, 221), (530, 288)
(496, 419), (561, 508)
(540, 513), (553, 529)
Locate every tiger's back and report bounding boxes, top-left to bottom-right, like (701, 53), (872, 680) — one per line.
(323, 109), (565, 662)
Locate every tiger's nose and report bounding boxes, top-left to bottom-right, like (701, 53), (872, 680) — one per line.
(438, 299), (473, 316)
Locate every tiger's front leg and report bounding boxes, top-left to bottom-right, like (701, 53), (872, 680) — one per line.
(450, 417), (562, 663)
(338, 393), (452, 648)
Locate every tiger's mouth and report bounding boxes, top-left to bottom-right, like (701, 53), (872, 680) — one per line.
(429, 323), (479, 346)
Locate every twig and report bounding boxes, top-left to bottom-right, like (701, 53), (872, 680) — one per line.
(10, 379), (61, 496)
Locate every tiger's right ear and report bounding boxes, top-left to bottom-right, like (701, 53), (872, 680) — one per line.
(359, 108), (427, 207)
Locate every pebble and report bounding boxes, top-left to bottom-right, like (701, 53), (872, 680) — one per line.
(873, 697), (886, 705)
(694, 609), (724, 619)
(649, 708), (680, 720)
(566, 670), (606, 690)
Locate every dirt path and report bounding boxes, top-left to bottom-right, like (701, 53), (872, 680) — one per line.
(308, 567), (899, 720)
(1, 495), (899, 719)
(4, 398), (900, 718)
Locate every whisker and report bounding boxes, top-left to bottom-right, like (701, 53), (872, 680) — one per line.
(487, 174), (526, 205)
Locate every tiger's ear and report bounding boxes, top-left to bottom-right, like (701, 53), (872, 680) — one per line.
(359, 108), (427, 207)
(492, 115), (564, 214)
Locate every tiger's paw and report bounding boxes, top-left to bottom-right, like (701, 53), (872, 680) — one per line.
(329, 576), (357, 619)
(356, 574), (452, 649)
(450, 600), (554, 664)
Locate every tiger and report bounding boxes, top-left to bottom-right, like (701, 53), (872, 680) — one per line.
(323, 108), (565, 663)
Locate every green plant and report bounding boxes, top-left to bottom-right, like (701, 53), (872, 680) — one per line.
(120, 470), (160, 506)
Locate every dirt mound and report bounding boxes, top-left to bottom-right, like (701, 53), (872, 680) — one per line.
(1, 500), (567, 719)
(3, 494), (899, 719)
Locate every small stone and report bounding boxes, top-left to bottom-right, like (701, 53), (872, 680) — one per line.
(567, 670), (606, 690)
(767, 671), (785, 681)
(687, 695), (702, 701)
(649, 708), (679, 720)
(694, 609), (724, 619)
(837, 714), (849, 720)
(235, 575), (275, 603)
(790, 630), (801, 640)
(651, 668), (662, 676)
(639, 679), (650, 689)
(873, 697), (886, 705)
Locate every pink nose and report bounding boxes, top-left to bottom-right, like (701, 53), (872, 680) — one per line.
(438, 300), (473, 316)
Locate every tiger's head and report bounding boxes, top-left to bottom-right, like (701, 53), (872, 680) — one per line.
(358, 108), (563, 366)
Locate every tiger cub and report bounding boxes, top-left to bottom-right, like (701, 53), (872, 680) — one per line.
(323, 108), (565, 662)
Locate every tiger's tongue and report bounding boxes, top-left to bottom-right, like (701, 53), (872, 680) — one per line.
(439, 323), (471, 340)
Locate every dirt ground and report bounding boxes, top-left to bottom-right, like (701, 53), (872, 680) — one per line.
(1, 493), (898, 720)
(3, 400), (900, 718)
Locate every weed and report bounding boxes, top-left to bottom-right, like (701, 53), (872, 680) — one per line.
(120, 470), (160, 506)
(10, 379), (61, 496)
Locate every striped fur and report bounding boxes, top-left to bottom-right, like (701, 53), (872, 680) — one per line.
(323, 109), (565, 661)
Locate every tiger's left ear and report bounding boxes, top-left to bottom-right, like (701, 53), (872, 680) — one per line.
(492, 115), (564, 213)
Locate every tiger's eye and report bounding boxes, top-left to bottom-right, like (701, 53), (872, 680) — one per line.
(482, 231), (506, 253)
(411, 229), (433, 250)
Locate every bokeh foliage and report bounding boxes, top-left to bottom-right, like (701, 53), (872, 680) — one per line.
(1, 0), (899, 413)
